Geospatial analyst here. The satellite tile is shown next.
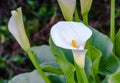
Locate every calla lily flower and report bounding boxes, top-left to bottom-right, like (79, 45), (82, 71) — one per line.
(8, 7), (30, 51)
(50, 21), (92, 68)
(57, 0), (76, 21)
(80, 0), (93, 15)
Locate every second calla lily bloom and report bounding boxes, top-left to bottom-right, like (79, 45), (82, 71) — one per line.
(8, 7), (30, 51)
(50, 21), (92, 68)
(80, 0), (93, 15)
(57, 0), (76, 21)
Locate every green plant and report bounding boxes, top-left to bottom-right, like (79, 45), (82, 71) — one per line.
(8, 0), (120, 83)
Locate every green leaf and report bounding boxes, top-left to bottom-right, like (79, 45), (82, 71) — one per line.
(55, 55), (75, 83)
(100, 55), (120, 75)
(84, 56), (93, 83)
(49, 38), (75, 83)
(9, 70), (66, 83)
(31, 45), (63, 75)
(62, 49), (74, 64)
(90, 27), (120, 75)
(40, 62), (63, 75)
(108, 70), (120, 83)
(90, 27), (113, 60)
(31, 45), (56, 63)
(87, 46), (101, 62)
(87, 46), (102, 83)
(9, 70), (45, 83)
(114, 29), (120, 57)
(47, 73), (66, 83)
(101, 76), (109, 83)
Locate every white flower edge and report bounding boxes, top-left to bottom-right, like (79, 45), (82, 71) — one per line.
(50, 21), (92, 50)
(8, 7), (30, 51)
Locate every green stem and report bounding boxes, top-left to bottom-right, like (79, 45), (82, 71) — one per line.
(83, 13), (88, 25)
(74, 8), (80, 22)
(76, 64), (83, 83)
(110, 0), (115, 42)
(80, 68), (89, 83)
(27, 50), (51, 83)
(82, 10), (89, 83)
(83, 13), (90, 53)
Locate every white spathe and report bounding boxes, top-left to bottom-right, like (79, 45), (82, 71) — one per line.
(50, 21), (92, 68)
(51, 21), (92, 50)
(8, 7), (30, 51)
(57, 0), (76, 21)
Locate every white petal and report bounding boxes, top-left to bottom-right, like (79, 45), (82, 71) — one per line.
(57, 0), (76, 21)
(8, 7), (30, 51)
(72, 50), (87, 68)
(50, 21), (92, 50)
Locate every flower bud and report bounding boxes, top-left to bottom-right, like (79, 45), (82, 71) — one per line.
(57, 0), (76, 21)
(80, 0), (93, 15)
(8, 7), (30, 51)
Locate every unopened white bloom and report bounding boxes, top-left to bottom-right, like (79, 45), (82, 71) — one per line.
(8, 7), (30, 51)
(50, 21), (92, 68)
(80, 0), (93, 15)
(57, 0), (76, 21)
